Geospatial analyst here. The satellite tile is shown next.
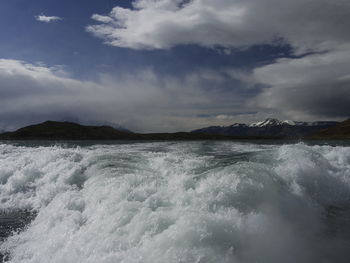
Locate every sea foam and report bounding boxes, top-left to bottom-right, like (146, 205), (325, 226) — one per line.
(0, 141), (349, 263)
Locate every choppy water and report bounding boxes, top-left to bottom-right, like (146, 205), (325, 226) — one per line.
(0, 140), (349, 263)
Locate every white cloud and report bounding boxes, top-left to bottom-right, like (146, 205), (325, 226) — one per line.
(35, 14), (62, 23)
(87, 0), (350, 53)
(0, 59), (257, 132)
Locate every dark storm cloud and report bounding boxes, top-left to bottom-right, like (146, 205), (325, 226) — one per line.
(250, 46), (350, 119)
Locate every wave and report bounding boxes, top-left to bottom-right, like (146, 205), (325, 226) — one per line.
(0, 142), (349, 262)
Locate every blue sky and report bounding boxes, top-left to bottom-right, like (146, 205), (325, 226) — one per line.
(0, 0), (349, 132)
(0, 0), (289, 78)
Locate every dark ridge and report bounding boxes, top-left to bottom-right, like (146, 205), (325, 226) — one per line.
(0, 121), (282, 141)
(307, 119), (350, 140)
(0, 121), (141, 140)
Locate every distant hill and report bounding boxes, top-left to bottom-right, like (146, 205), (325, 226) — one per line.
(0, 121), (139, 140)
(192, 118), (339, 138)
(307, 119), (350, 139)
(0, 121), (281, 141)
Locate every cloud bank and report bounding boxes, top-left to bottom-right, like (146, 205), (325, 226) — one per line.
(0, 59), (255, 132)
(35, 14), (62, 23)
(0, 55), (347, 132)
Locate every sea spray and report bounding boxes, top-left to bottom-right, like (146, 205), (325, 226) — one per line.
(0, 141), (349, 263)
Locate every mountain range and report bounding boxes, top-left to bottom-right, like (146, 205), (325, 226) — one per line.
(0, 121), (264, 141)
(0, 118), (349, 140)
(192, 118), (339, 138)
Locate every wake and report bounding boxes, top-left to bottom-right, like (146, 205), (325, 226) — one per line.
(0, 141), (349, 263)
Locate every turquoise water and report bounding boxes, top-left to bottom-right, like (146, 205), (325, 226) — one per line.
(0, 140), (349, 262)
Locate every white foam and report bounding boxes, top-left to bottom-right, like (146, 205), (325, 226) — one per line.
(0, 142), (349, 263)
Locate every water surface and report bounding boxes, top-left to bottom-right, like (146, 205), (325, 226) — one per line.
(0, 140), (349, 262)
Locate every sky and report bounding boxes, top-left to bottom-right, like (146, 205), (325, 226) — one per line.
(0, 0), (349, 132)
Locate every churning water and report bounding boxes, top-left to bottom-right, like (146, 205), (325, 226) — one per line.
(0, 141), (349, 263)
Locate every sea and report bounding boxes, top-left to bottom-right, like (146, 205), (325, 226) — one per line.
(0, 140), (349, 263)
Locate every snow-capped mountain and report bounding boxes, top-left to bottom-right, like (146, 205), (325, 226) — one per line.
(192, 118), (339, 138)
(249, 118), (296, 127)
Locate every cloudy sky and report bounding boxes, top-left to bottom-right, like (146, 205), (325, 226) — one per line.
(0, 0), (349, 132)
